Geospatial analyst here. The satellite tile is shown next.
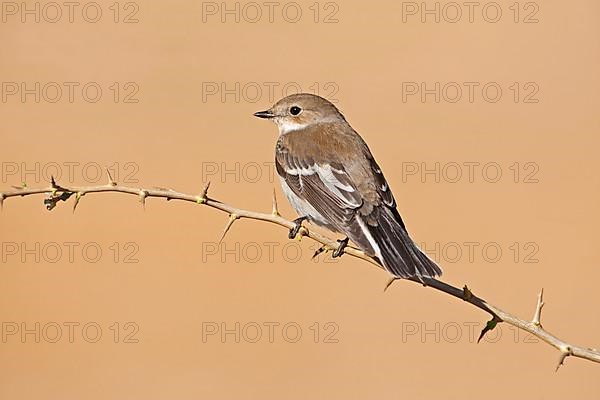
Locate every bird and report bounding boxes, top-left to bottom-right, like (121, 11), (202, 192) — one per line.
(254, 93), (442, 280)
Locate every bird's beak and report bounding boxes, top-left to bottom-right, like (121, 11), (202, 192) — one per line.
(253, 110), (275, 119)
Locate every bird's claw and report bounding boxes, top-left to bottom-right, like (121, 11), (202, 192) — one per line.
(332, 237), (349, 258)
(288, 216), (308, 239)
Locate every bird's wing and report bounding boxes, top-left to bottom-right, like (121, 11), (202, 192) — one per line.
(276, 150), (363, 232)
(276, 142), (441, 279)
(366, 154), (406, 230)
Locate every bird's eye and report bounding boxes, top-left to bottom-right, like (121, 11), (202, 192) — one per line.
(290, 106), (302, 116)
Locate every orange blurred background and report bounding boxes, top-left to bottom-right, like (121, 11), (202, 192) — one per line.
(1, 1), (599, 398)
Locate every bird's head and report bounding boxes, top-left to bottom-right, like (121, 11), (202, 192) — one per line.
(254, 93), (345, 134)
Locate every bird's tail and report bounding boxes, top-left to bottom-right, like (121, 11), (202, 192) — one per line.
(354, 208), (442, 280)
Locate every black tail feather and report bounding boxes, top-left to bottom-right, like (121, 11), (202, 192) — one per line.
(353, 207), (442, 279)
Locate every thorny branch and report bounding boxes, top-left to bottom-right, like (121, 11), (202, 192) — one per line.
(1, 173), (599, 370)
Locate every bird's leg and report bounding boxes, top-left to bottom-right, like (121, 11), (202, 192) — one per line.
(288, 216), (308, 239)
(332, 237), (349, 258)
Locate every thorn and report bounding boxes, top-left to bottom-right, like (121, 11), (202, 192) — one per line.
(139, 190), (148, 209)
(272, 188), (279, 216)
(477, 317), (500, 343)
(201, 181), (211, 198)
(555, 347), (572, 372)
(532, 288), (545, 327)
(72, 192), (81, 213)
(462, 285), (473, 301)
(50, 176), (66, 191)
(218, 214), (239, 244)
(197, 181), (210, 204)
(312, 244), (328, 259)
(106, 168), (116, 186)
(383, 277), (398, 292)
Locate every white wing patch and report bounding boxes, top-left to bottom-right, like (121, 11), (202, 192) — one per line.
(284, 163), (360, 207)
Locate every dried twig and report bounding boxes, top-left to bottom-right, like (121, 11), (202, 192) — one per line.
(2, 177), (599, 370)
